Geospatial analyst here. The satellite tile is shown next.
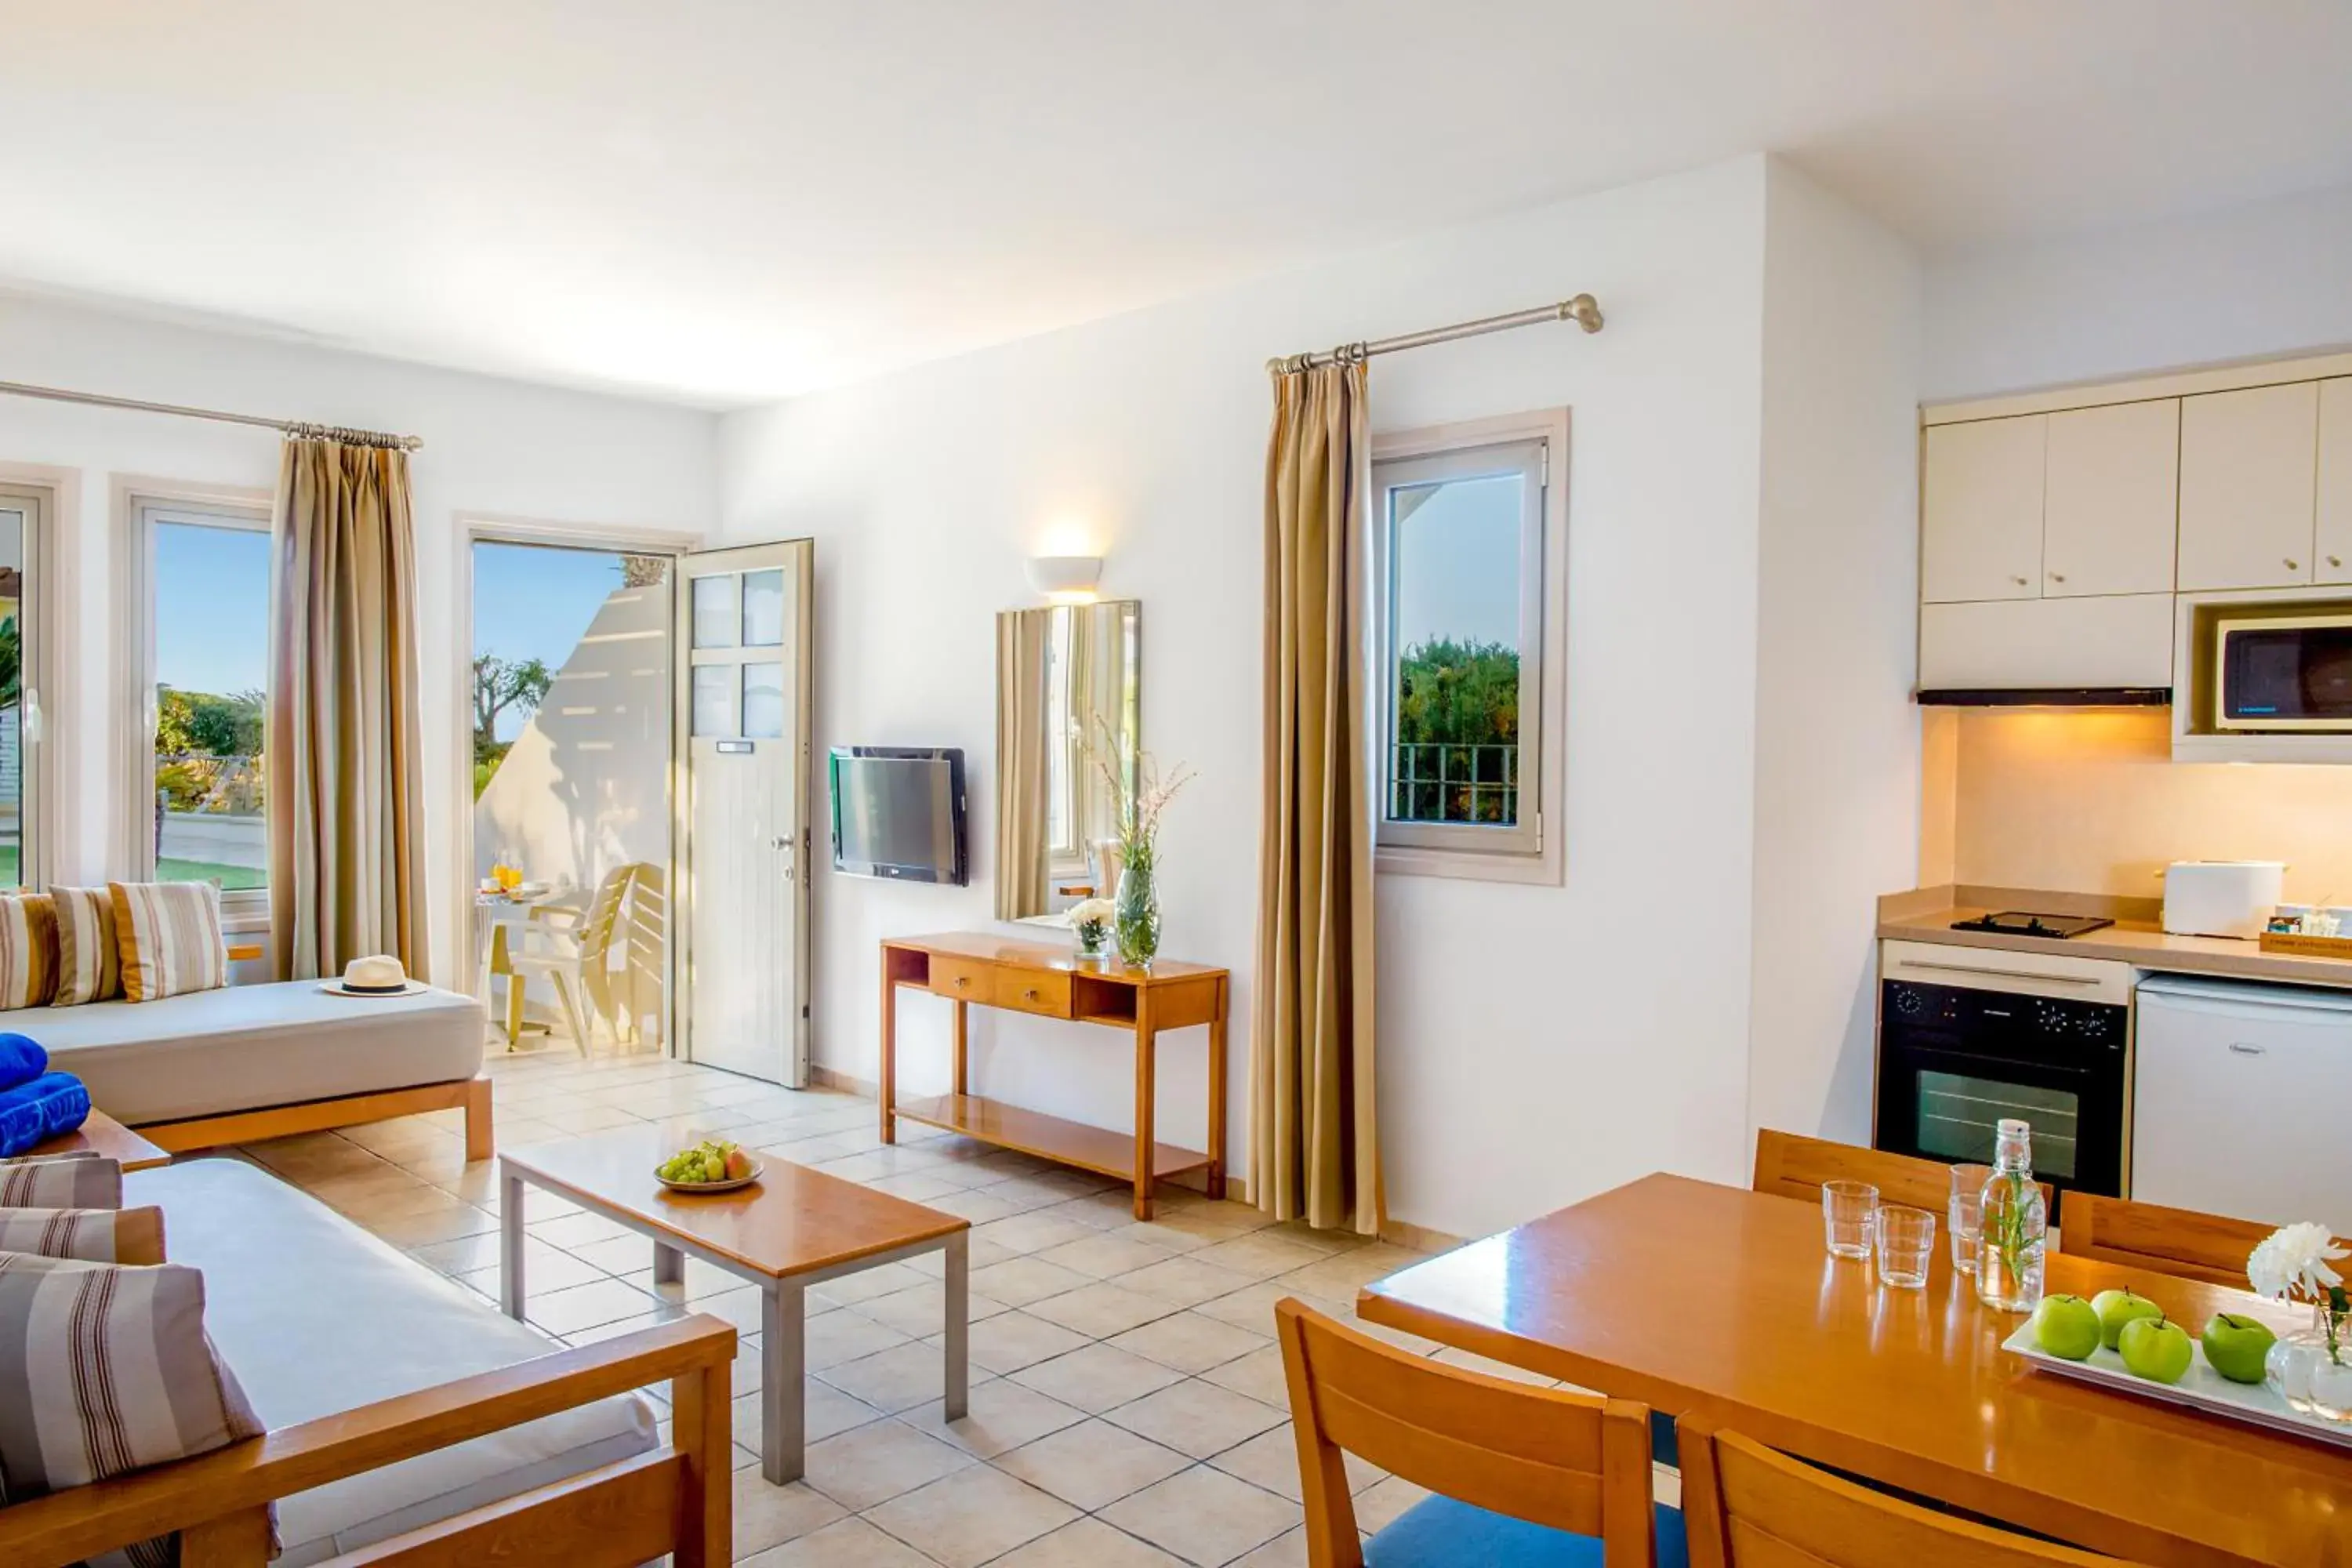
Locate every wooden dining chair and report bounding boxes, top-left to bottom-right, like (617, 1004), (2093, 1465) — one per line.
(1677, 1414), (2143, 1567)
(1751, 1129), (2054, 1214)
(2057, 1191), (2338, 1290)
(1276, 1298), (1684, 1568)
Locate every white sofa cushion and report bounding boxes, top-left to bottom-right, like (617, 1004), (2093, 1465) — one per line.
(125, 1158), (658, 1566)
(27, 980), (483, 1125)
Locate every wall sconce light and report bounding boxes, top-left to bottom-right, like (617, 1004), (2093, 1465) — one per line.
(1025, 555), (1104, 604)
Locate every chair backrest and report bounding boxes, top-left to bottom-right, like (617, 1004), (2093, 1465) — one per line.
(1274, 1298), (1658, 1568)
(1677, 1415), (2140, 1568)
(1751, 1129), (2053, 1215)
(577, 862), (640, 962)
(2057, 1191), (2334, 1290)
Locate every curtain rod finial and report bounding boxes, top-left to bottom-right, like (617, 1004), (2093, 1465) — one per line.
(1563, 294), (1604, 334)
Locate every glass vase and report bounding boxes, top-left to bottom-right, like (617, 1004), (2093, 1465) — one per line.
(1074, 920), (1109, 960)
(1115, 856), (1161, 968)
(2266, 1303), (2352, 1423)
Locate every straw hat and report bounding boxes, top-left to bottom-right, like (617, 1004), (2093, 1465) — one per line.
(318, 954), (428, 998)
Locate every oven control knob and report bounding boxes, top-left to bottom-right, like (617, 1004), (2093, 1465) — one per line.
(1891, 986), (1925, 1018)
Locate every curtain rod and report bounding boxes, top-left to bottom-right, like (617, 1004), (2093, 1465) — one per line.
(0, 378), (423, 451)
(1269, 292), (1603, 374)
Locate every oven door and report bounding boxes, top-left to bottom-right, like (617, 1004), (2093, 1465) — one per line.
(1874, 1031), (2125, 1199)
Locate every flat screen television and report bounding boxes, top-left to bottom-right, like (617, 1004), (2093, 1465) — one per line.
(829, 746), (967, 884)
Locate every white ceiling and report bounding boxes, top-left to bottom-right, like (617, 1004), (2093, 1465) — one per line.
(6, 1), (2351, 407)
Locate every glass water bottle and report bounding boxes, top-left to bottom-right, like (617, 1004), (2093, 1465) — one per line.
(1976, 1118), (2047, 1312)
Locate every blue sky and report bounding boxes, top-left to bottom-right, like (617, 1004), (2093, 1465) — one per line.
(1392, 474), (1520, 651)
(154, 523), (270, 697)
(473, 542), (635, 739)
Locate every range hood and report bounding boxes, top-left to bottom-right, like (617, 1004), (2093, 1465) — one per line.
(1914, 687), (2172, 708)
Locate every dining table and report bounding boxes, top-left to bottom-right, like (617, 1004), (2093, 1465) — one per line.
(1356, 1172), (2352, 1568)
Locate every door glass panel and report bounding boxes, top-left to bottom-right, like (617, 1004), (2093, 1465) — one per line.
(691, 575), (739, 649)
(1916, 1070), (2080, 1178)
(691, 665), (734, 737)
(741, 661), (784, 739)
(742, 569), (785, 647)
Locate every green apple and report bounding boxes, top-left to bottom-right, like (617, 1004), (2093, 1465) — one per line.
(2030, 1294), (2103, 1361)
(2118, 1316), (2194, 1385)
(2092, 1287), (2163, 1350)
(2201, 1312), (2278, 1384)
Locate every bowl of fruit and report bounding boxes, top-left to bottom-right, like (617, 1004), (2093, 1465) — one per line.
(656, 1138), (761, 1193)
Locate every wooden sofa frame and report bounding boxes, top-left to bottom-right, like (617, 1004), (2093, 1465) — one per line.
(0, 1312), (733, 1568)
(131, 1074), (495, 1163)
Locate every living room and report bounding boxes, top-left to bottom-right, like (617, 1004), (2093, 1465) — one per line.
(3, 6), (2351, 1567)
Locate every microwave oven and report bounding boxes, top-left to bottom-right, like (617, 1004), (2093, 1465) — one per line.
(2214, 612), (2352, 731)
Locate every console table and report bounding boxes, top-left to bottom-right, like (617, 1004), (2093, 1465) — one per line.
(879, 932), (1229, 1219)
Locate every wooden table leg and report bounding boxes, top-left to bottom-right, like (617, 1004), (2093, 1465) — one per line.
(1208, 975), (1229, 1201)
(1133, 991), (1157, 1221)
(952, 998), (968, 1098)
(880, 972), (898, 1145)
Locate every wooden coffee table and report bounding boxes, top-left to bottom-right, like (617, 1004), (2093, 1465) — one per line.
(29, 1109), (172, 1171)
(498, 1125), (970, 1485)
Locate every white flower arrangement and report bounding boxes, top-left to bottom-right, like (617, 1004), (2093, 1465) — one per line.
(1068, 898), (1116, 927)
(2248, 1221), (2348, 1302)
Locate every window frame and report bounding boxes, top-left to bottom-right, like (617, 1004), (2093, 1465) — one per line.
(0, 481), (56, 891)
(1368, 409), (1569, 886)
(116, 483), (275, 920)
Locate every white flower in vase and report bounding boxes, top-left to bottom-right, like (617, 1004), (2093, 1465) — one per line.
(2249, 1221), (2348, 1302)
(1069, 898), (1116, 958)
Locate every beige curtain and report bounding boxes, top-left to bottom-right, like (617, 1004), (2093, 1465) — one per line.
(1251, 358), (1383, 1236)
(993, 609), (1051, 920)
(267, 437), (430, 981)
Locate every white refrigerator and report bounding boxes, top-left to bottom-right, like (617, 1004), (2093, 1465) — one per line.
(2133, 974), (2352, 1236)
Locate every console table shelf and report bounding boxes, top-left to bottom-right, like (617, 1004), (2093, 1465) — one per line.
(880, 932), (1229, 1219)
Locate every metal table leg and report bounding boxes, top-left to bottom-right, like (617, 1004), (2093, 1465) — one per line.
(762, 1278), (807, 1485)
(654, 1241), (684, 1287)
(942, 1230), (969, 1421)
(499, 1168), (526, 1319)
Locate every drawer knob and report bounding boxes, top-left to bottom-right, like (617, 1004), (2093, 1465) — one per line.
(955, 976), (969, 990)
(1023, 988), (1040, 1002)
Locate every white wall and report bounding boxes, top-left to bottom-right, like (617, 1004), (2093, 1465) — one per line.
(1747, 163), (1923, 1156)
(1925, 181), (2352, 401)
(720, 157), (1777, 1240)
(0, 295), (716, 982)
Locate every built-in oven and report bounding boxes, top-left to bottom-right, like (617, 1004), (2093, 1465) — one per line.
(1873, 941), (2131, 1200)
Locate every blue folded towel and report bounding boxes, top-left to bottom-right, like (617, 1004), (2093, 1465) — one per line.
(0, 1073), (91, 1158)
(0, 1033), (46, 1095)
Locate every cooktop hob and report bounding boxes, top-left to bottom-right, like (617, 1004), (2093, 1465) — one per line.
(1947, 911), (2115, 940)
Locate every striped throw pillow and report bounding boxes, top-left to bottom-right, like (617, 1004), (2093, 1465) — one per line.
(0, 1251), (265, 1566)
(110, 881), (228, 1004)
(0, 893), (58, 1010)
(0, 1205), (162, 1264)
(49, 884), (123, 1007)
(0, 1152), (122, 1209)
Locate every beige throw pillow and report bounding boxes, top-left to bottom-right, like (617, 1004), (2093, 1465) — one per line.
(49, 884), (123, 1007)
(0, 893), (59, 1011)
(110, 881), (229, 1003)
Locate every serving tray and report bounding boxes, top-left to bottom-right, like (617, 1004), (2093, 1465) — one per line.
(655, 1159), (764, 1195)
(2002, 1320), (2352, 1451)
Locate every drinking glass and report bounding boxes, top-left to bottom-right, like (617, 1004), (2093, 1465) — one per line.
(1948, 1163), (1989, 1276)
(1821, 1180), (1878, 1261)
(1876, 1204), (1937, 1289)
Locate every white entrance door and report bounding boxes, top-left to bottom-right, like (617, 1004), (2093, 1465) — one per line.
(673, 541), (812, 1086)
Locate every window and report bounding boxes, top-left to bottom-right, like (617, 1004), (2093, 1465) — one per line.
(1370, 411), (1567, 884)
(0, 486), (49, 889)
(126, 496), (272, 909)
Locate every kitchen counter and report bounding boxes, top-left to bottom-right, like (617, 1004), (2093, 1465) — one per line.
(1879, 885), (2352, 990)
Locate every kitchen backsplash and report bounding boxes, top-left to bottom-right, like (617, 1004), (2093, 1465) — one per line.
(1921, 707), (2352, 902)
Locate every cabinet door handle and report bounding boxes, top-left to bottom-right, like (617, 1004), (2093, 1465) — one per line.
(2010, 575), (2030, 586)
(2227, 1041), (2266, 1056)
(2049, 572), (2066, 583)
(2331, 556), (2343, 569)
(2287, 558), (2301, 571)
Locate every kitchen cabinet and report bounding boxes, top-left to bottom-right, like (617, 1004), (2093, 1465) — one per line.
(1918, 593), (2172, 690)
(2176, 382), (2319, 592)
(2042, 399), (2179, 597)
(2316, 378), (2352, 584)
(1921, 416), (2044, 604)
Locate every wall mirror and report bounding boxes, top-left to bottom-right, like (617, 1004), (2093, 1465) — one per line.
(996, 600), (1139, 921)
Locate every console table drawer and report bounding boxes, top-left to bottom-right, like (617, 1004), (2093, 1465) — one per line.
(994, 968), (1073, 1018)
(930, 956), (994, 1002)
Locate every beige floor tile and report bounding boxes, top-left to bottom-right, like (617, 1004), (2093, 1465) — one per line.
(853, 1281), (1010, 1339)
(1033, 1233), (1178, 1279)
(739, 1515), (938, 1567)
(368, 1203), (500, 1247)
(1098, 1465), (1304, 1566)
(1185, 1232), (1338, 1280)
(925, 1188), (1024, 1225)
(799, 1416), (975, 1511)
(1023, 1282), (1179, 1339)
(526, 1209), (634, 1249)
(1229, 1524), (1312, 1568)
(1100, 1377), (1288, 1459)
(956, 1310), (1094, 1375)
(1274, 1243), (1427, 1300)
(992, 1418), (1194, 1511)
(861, 1171), (969, 1203)
(807, 1260), (930, 1307)
(1352, 1472), (1431, 1533)
(971, 1211), (1104, 1256)
(1193, 1282), (1345, 1336)
(1116, 1256), (1262, 1309)
(892, 1375), (1087, 1458)
(1007, 1343), (1185, 1414)
(691, 1284), (772, 1336)
(731, 1472), (849, 1558)
(460, 1247), (601, 1297)
(863, 1461), (1080, 1568)
(816, 1340), (981, 1415)
(987, 1516), (1187, 1567)
(968, 1255), (1095, 1308)
(1105, 1311), (1269, 1374)
(1207, 1427), (1380, 1505)
(794, 1378), (891, 1443)
(804, 1306), (913, 1369)
(523, 1276), (662, 1336)
(1197, 1345), (1290, 1408)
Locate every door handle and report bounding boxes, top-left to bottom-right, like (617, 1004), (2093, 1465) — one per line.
(1895, 960), (2100, 987)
